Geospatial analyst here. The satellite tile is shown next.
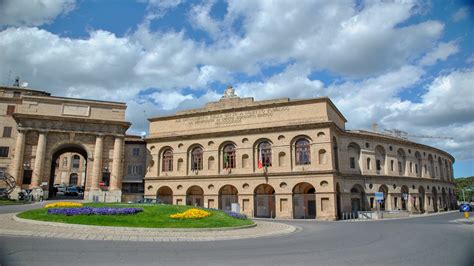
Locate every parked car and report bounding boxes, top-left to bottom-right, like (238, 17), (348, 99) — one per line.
(459, 203), (472, 212)
(54, 185), (66, 193)
(65, 186), (79, 196)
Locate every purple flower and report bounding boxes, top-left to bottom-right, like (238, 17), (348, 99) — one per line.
(223, 210), (247, 220)
(47, 207), (143, 216)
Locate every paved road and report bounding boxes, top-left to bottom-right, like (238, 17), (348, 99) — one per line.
(0, 204), (472, 266)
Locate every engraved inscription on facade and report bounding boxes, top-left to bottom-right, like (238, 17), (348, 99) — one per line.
(176, 107), (290, 126)
(62, 104), (90, 117)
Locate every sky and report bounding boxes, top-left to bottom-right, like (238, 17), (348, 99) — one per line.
(0, 0), (473, 177)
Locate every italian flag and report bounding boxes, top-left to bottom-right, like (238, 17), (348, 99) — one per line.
(224, 154), (229, 168)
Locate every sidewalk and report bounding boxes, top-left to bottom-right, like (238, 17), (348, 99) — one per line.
(0, 213), (297, 242)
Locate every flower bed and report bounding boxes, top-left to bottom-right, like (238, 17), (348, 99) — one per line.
(47, 207), (143, 216)
(223, 210), (248, 220)
(170, 208), (210, 219)
(44, 202), (83, 208)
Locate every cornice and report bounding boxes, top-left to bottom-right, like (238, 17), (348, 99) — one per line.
(145, 169), (336, 181)
(146, 121), (335, 142)
(149, 97), (347, 122)
(337, 172), (455, 185)
(21, 95), (126, 108)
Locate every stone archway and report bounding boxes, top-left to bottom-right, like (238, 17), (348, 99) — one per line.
(254, 184), (275, 218)
(219, 185), (238, 211)
(156, 186), (173, 204)
(10, 108), (129, 202)
(432, 187), (438, 212)
(48, 143), (88, 198)
(292, 182), (316, 219)
(186, 185), (204, 207)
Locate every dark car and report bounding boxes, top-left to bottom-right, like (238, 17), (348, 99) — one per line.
(65, 187), (79, 196)
(459, 203), (472, 212)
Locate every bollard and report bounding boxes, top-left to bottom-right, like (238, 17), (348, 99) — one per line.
(465, 212), (470, 219)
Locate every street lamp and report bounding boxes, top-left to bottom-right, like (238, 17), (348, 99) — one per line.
(23, 162), (30, 169)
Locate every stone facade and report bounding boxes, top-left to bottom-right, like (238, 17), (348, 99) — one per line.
(144, 87), (455, 220)
(53, 152), (87, 186)
(0, 85), (130, 202)
(122, 135), (146, 202)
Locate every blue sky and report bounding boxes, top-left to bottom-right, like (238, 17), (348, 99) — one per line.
(0, 0), (473, 177)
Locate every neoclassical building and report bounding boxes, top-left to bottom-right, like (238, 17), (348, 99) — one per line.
(0, 85), (130, 202)
(144, 87), (456, 220)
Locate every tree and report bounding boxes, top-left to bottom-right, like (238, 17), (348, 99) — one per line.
(454, 176), (474, 202)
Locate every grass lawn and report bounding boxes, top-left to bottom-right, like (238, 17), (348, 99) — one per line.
(17, 203), (254, 228)
(0, 198), (30, 206)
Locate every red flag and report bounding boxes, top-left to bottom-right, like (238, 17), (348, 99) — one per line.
(258, 160), (263, 169)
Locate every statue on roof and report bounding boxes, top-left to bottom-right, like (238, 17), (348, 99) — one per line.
(222, 85), (237, 99)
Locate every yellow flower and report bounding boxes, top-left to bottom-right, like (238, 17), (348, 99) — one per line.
(170, 208), (210, 219)
(44, 202), (83, 208)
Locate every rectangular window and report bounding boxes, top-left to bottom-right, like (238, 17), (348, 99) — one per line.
(128, 166), (132, 175)
(398, 162), (402, 174)
(350, 157), (355, 169)
(0, 147), (9, 157)
(6, 105), (15, 115)
(133, 148), (140, 156)
(13, 91), (21, 97)
(22, 170), (32, 185)
(390, 160), (394, 171)
(2, 127), (12, 138)
(394, 197), (398, 209)
(370, 197), (374, 209)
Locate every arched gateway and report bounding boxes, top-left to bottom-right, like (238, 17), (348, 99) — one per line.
(9, 96), (130, 202)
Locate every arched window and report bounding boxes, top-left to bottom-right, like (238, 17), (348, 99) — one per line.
(191, 147), (203, 171)
(295, 139), (311, 165)
(223, 144), (236, 169)
(374, 145), (385, 174)
(162, 149), (173, 172)
(258, 141), (272, 167)
(72, 155), (80, 169)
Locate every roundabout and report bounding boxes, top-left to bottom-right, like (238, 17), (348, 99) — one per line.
(0, 203), (472, 265)
(0, 202), (297, 242)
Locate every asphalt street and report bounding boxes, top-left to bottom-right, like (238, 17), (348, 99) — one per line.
(0, 204), (472, 266)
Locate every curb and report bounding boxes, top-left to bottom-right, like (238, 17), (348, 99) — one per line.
(13, 214), (257, 232)
(337, 210), (459, 222)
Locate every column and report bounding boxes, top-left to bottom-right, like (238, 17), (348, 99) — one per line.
(31, 131), (47, 187)
(90, 135), (103, 190)
(407, 194), (414, 213)
(109, 136), (123, 191)
(11, 130), (26, 185)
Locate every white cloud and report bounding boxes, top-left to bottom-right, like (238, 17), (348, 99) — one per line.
(419, 41), (459, 66)
(236, 64), (324, 100)
(189, 0), (221, 39)
(0, 1), (470, 165)
(452, 6), (469, 22)
(149, 90), (194, 110)
(202, 1), (444, 76)
(0, 0), (75, 27)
